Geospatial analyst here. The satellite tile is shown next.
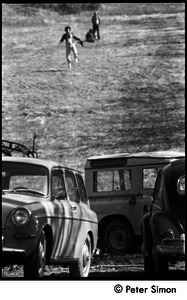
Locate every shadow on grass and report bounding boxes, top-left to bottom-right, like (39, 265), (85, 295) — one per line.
(32, 69), (65, 73)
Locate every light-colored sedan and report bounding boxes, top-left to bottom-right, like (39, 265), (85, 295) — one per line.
(2, 156), (98, 278)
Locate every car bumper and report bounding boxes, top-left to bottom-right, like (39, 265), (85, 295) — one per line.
(2, 247), (27, 265)
(156, 237), (185, 258)
(2, 236), (27, 265)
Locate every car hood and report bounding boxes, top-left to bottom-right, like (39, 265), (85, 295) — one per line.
(2, 193), (45, 227)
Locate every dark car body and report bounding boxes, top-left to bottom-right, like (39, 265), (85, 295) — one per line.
(141, 158), (185, 274)
(2, 156), (98, 278)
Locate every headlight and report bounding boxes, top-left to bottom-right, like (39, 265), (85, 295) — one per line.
(12, 208), (31, 226)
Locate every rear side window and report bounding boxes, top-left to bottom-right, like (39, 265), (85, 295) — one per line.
(76, 174), (88, 204)
(65, 171), (79, 202)
(93, 169), (131, 192)
(142, 168), (160, 189)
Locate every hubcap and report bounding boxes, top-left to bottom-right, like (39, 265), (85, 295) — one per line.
(82, 239), (91, 276)
(109, 227), (127, 250)
(38, 235), (46, 277)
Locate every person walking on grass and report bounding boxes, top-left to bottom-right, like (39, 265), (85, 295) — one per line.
(59, 26), (84, 69)
(91, 11), (101, 40)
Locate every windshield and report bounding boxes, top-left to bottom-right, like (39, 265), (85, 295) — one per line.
(2, 162), (48, 196)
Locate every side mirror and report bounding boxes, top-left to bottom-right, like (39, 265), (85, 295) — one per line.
(177, 175), (185, 195)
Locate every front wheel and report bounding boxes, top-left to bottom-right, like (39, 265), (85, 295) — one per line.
(104, 220), (133, 254)
(69, 235), (92, 278)
(144, 253), (155, 272)
(24, 231), (46, 278)
(154, 252), (169, 274)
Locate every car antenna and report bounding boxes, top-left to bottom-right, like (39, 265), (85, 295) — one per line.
(32, 132), (37, 155)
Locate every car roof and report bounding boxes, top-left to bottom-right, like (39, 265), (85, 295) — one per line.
(161, 158), (185, 196)
(163, 157), (185, 173)
(85, 151), (185, 168)
(2, 156), (81, 173)
(168, 157), (185, 166)
(87, 151), (185, 160)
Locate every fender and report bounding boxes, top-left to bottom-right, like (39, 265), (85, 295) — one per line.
(141, 213), (153, 256)
(150, 210), (182, 247)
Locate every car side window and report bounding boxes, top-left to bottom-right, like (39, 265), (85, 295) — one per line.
(93, 169), (131, 192)
(52, 169), (66, 200)
(65, 171), (79, 203)
(76, 174), (88, 204)
(142, 168), (160, 189)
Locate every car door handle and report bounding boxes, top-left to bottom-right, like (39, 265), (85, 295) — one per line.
(129, 197), (136, 205)
(71, 206), (77, 211)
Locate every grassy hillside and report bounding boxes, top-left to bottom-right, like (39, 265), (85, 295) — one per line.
(2, 3), (185, 171)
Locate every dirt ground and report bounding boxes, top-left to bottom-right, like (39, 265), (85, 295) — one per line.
(2, 252), (185, 280)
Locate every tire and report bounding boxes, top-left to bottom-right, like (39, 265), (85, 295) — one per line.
(69, 235), (92, 278)
(24, 231), (46, 278)
(154, 252), (168, 274)
(104, 220), (133, 254)
(141, 214), (154, 272)
(144, 253), (155, 272)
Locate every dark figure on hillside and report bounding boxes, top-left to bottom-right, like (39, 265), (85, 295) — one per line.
(85, 29), (95, 42)
(91, 11), (101, 40)
(59, 26), (84, 69)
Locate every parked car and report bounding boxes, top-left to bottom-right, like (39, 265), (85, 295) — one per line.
(84, 151), (185, 254)
(141, 158), (185, 274)
(2, 140), (98, 278)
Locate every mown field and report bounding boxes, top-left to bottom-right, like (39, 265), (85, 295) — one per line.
(2, 3), (185, 172)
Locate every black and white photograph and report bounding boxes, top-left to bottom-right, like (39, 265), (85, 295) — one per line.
(2, 3), (186, 299)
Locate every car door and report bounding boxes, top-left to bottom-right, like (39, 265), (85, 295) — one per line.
(125, 166), (158, 235)
(50, 168), (74, 259)
(65, 170), (82, 255)
(75, 172), (96, 229)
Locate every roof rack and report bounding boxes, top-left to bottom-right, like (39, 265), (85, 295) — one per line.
(2, 140), (38, 158)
